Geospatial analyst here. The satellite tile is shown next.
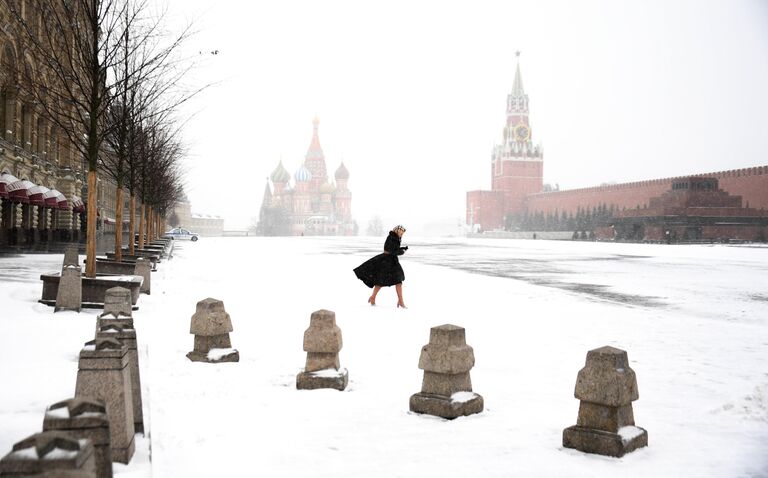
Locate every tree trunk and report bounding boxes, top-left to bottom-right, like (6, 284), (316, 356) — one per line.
(115, 187), (123, 262)
(128, 195), (136, 255)
(138, 203), (145, 249)
(147, 206), (152, 243)
(85, 171), (98, 278)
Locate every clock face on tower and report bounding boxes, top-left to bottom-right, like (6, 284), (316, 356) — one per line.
(514, 124), (530, 142)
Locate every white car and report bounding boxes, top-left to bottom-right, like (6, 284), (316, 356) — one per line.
(164, 227), (199, 241)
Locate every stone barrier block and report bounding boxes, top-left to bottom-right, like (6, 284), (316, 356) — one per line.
(187, 299), (238, 363)
(96, 325), (143, 435)
(134, 259), (151, 295)
(409, 324), (483, 419)
(563, 345), (648, 457)
(55, 266), (82, 313)
(0, 431), (96, 477)
(99, 288), (132, 320)
(296, 310), (347, 391)
(43, 398), (112, 478)
(75, 338), (135, 464)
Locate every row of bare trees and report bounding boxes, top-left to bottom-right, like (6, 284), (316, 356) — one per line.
(7, 0), (202, 277)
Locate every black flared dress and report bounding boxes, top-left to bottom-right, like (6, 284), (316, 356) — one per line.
(353, 231), (406, 288)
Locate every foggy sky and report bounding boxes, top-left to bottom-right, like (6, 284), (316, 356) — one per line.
(164, 0), (768, 232)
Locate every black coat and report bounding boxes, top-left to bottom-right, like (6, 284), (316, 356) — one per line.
(353, 231), (407, 288)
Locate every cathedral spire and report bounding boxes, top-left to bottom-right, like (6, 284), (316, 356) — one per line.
(304, 117), (328, 183)
(512, 51), (525, 97)
(306, 117), (323, 160)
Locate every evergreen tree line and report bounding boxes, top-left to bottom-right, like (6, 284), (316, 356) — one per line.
(505, 203), (620, 233)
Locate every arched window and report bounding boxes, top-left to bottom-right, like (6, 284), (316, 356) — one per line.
(49, 126), (58, 164)
(21, 103), (32, 148)
(36, 116), (45, 154)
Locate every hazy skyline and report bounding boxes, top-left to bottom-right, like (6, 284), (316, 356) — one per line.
(165, 0), (768, 232)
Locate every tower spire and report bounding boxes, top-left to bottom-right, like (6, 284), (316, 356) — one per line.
(512, 51), (525, 96)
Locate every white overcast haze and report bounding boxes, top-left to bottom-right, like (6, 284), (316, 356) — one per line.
(162, 0), (768, 232)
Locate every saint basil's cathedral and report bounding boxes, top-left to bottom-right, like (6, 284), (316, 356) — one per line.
(467, 54), (768, 242)
(257, 119), (356, 236)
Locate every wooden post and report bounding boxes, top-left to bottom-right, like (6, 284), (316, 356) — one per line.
(138, 203), (145, 250)
(147, 206), (153, 243)
(115, 187), (124, 262)
(85, 171), (98, 278)
(148, 209), (154, 242)
(128, 195), (136, 255)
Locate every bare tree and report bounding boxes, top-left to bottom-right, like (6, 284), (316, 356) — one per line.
(9, 0), (134, 277)
(101, 0), (200, 260)
(134, 112), (185, 247)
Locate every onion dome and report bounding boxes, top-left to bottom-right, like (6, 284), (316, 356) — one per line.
(294, 164), (312, 183)
(334, 162), (349, 180)
(270, 161), (290, 183)
(319, 182), (335, 194)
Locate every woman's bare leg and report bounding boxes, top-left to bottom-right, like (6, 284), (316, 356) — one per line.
(396, 283), (406, 308)
(369, 285), (382, 305)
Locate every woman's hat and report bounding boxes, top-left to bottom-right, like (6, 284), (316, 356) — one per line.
(392, 225), (406, 233)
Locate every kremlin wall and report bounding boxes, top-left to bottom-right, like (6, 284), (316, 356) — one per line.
(467, 55), (768, 242)
(525, 166), (768, 217)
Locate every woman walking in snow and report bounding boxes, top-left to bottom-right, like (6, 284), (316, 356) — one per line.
(354, 225), (409, 308)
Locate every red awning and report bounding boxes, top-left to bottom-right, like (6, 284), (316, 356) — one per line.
(43, 189), (68, 209)
(0, 173), (20, 199)
(7, 179), (36, 203)
(71, 195), (85, 213)
(28, 185), (51, 206)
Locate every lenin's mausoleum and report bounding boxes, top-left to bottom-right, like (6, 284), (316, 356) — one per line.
(467, 56), (768, 242)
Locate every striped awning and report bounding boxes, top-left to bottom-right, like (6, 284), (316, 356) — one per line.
(43, 189), (68, 209)
(7, 179), (36, 203)
(28, 185), (51, 206)
(71, 195), (85, 213)
(0, 173), (20, 198)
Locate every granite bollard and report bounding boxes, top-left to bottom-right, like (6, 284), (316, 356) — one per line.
(63, 244), (80, 270)
(43, 398), (112, 478)
(562, 346), (648, 457)
(75, 338), (135, 464)
(55, 265), (82, 313)
(97, 288), (133, 326)
(96, 324), (144, 435)
(296, 309), (348, 391)
(0, 431), (96, 477)
(186, 298), (239, 363)
(409, 324), (484, 419)
(134, 258), (151, 295)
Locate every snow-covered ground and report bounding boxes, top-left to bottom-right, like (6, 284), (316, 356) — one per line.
(1, 237), (767, 477)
